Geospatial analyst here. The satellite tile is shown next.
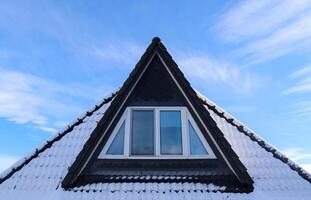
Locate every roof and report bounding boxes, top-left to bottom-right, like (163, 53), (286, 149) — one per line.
(0, 37), (311, 200)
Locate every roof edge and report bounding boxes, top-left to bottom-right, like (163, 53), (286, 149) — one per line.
(196, 91), (311, 184)
(0, 91), (118, 184)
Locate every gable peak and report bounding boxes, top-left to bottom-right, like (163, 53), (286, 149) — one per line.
(152, 36), (161, 43)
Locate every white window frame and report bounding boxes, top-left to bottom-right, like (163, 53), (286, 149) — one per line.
(98, 106), (216, 159)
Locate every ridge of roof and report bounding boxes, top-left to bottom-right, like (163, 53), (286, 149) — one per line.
(0, 91), (118, 184)
(195, 91), (311, 184)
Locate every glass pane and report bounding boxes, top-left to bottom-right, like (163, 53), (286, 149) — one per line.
(131, 110), (154, 155)
(106, 121), (125, 155)
(189, 121), (208, 155)
(160, 111), (182, 155)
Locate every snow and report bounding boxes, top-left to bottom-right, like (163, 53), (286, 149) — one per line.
(0, 91), (311, 199)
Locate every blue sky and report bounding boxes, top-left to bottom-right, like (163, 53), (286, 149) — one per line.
(1, 0), (311, 173)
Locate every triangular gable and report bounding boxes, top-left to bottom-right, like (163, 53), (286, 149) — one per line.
(61, 37), (253, 191)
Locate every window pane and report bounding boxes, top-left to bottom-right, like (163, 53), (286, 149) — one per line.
(160, 111), (182, 155)
(106, 121), (125, 155)
(131, 110), (154, 155)
(189, 121), (208, 155)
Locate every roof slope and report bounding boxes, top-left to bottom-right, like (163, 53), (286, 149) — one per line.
(197, 91), (311, 184)
(0, 38), (311, 200)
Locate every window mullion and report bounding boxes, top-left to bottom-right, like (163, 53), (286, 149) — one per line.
(155, 109), (160, 156)
(124, 108), (131, 156)
(182, 108), (189, 157)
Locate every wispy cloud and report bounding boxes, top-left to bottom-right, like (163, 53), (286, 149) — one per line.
(234, 12), (311, 64)
(282, 148), (311, 162)
(216, 0), (311, 42)
(283, 82), (311, 96)
(91, 43), (144, 66)
(289, 65), (311, 78)
(0, 155), (20, 174)
(0, 68), (112, 134)
(282, 148), (311, 173)
(283, 66), (311, 118)
(283, 65), (311, 95)
(215, 0), (311, 64)
(177, 54), (262, 93)
(288, 101), (311, 119)
(301, 164), (311, 173)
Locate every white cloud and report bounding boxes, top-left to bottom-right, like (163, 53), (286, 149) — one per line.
(234, 11), (311, 64)
(283, 83), (311, 95)
(282, 148), (311, 173)
(0, 68), (112, 134)
(216, 0), (311, 42)
(283, 65), (311, 95)
(178, 55), (261, 93)
(289, 65), (311, 78)
(0, 155), (20, 174)
(283, 65), (311, 119)
(38, 127), (57, 134)
(0, 70), (49, 125)
(288, 101), (311, 119)
(301, 164), (311, 173)
(282, 148), (311, 162)
(216, 0), (311, 64)
(91, 43), (144, 66)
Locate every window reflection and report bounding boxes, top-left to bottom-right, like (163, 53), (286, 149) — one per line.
(160, 111), (182, 155)
(106, 121), (125, 155)
(131, 110), (154, 155)
(189, 121), (208, 155)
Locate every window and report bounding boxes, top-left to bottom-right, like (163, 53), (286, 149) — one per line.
(160, 111), (182, 155)
(189, 121), (208, 155)
(98, 107), (215, 159)
(131, 110), (154, 155)
(106, 121), (125, 155)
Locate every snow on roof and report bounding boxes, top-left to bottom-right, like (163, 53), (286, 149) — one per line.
(0, 90), (311, 200)
(196, 91), (311, 182)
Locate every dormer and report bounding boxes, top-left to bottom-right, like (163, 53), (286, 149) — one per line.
(62, 37), (253, 192)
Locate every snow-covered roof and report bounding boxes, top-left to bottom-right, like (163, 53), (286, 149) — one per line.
(0, 89), (310, 200)
(1, 37), (310, 199)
